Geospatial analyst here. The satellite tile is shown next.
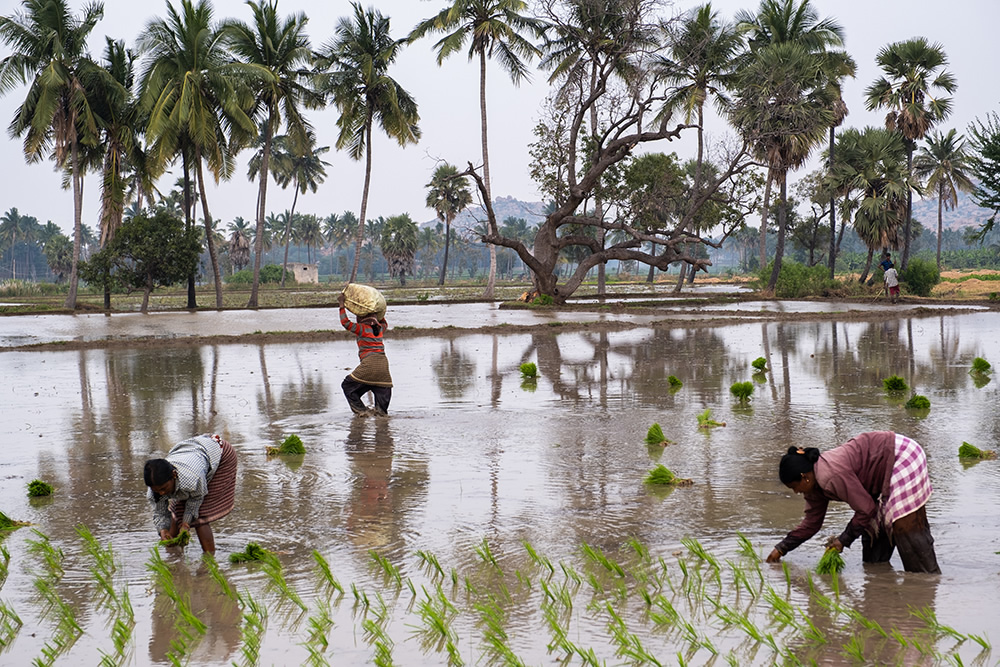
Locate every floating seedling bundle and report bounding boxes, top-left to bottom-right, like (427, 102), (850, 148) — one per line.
(905, 394), (930, 410)
(882, 375), (909, 393)
(645, 423), (672, 446)
(266, 434), (305, 456)
(815, 548), (845, 574)
(752, 357), (768, 372)
(730, 381), (754, 404)
(229, 542), (274, 564)
(159, 529), (191, 547)
(644, 464), (693, 486)
(519, 362), (537, 378)
(27, 480), (53, 497)
(696, 409), (726, 428)
(958, 442), (997, 460)
(667, 375), (683, 391)
(971, 357), (992, 374)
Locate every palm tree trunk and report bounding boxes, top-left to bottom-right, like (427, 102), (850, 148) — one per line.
(439, 216), (451, 286)
(859, 247), (874, 284)
(901, 146), (914, 270)
(759, 171), (773, 272)
(936, 185), (944, 269)
(766, 173), (788, 292)
(64, 141), (83, 310)
(195, 153), (224, 309)
(828, 126), (837, 279)
(248, 115), (274, 308)
(479, 50), (497, 299)
(349, 117), (374, 283)
(281, 186), (301, 288)
(183, 156), (197, 309)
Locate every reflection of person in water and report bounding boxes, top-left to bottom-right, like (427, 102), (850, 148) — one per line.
(766, 431), (940, 573)
(344, 417), (395, 549)
(338, 292), (393, 416)
(144, 434), (237, 555)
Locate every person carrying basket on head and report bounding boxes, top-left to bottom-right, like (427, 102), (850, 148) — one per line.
(338, 286), (393, 416)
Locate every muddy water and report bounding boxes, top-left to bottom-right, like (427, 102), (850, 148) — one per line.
(1, 310), (998, 665)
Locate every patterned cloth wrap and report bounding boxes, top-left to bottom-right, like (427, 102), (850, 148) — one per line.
(350, 352), (393, 388)
(877, 433), (933, 532)
(169, 435), (238, 528)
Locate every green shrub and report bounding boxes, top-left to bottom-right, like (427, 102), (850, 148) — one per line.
(899, 258), (940, 297)
(905, 394), (930, 410)
(226, 264), (294, 285)
(751, 357), (767, 371)
(972, 357), (992, 374)
(730, 381), (754, 403)
(883, 375), (909, 393)
(27, 480), (53, 497)
(756, 260), (839, 298)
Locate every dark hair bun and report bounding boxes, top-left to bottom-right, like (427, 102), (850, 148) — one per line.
(804, 447), (821, 463)
(786, 446), (799, 455)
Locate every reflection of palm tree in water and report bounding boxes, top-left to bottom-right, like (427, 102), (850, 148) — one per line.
(255, 344), (329, 443)
(431, 339), (477, 400)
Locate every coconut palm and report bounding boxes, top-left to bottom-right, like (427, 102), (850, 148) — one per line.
(364, 215), (385, 283)
(297, 214), (323, 264)
(270, 130), (329, 286)
(227, 216), (252, 272)
(865, 37), (956, 270)
(314, 2), (420, 284)
(425, 163), (473, 285)
(138, 0), (257, 308)
(410, 0), (544, 299)
(0, 0), (109, 307)
(912, 129), (973, 269)
(221, 0), (319, 307)
(380, 213), (418, 286)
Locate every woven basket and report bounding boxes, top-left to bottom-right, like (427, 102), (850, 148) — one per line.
(342, 283), (386, 319)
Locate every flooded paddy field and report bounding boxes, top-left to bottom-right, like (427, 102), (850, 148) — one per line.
(1, 307), (999, 665)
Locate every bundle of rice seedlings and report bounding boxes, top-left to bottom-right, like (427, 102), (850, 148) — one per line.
(0, 511), (28, 532)
(905, 394), (930, 410)
(643, 464), (693, 486)
(230, 542), (273, 564)
(882, 375), (909, 393)
(696, 409), (726, 428)
(815, 548), (845, 574)
(751, 357), (767, 372)
(27, 480), (53, 497)
(667, 375), (683, 389)
(971, 357), (992, 374)
(958, 442), (997, 460)
(730, 381), (754, 403)
(159, 529), (191, 547)
(645, 423), (672, 446)
(266, 434), (305, 456)
(519, 362), (538, 378)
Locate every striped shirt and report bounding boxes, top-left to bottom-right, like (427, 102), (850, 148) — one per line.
(340, 306), (387, 360)
(148, 434), (224, 531)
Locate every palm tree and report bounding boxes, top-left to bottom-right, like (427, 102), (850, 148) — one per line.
(0, 0), (108, 308)
(221, 0), (318, 307)
(912, 130), (973, 269)
(655, 3), (741, 291)
(296, 214), (323, 263)
(410, 0), (544, 299)
(865, 37), (956, 270)
(315, 2), (420, 284)
(227, 216), (252, 272)
(733, 0), (845, 290)
(270, 130), (329, 286)
(425, 163), (473, 285)
(138, 0), (256, 308)
(364, 215), (385, 283)
(380, 213), (418, 286)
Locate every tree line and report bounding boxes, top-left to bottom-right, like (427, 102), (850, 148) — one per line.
(3, 0), (1000, 308)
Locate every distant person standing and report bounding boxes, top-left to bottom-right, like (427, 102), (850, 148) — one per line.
(883, 264), (900, 303)
(879, 251), (894, 273)
(338, 292), (393, 415)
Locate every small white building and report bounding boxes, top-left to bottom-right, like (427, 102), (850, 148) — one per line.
(287, 262), (319, 285)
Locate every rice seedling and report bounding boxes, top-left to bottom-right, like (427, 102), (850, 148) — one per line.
(967, 632), (991, 650)
(605, 602), (662, 665)
(752, 357), (768, 371)
(558, 561), (582, 585)
(842, 606), (887, 637)
(644, 464), (693, 486)
(763, 586), (796, 627)
(235, 591), (268, 667)
(146, 547), (207, 635)
(266, 433), (305, 456)
(519, 362), (537, 378)
(416, 549), (447, 580)
(304, 602), (334, 651)
(905, 394), (931, 410)
(259, 551), (306, 612)
(971, 357), (992, 374)
(645, 422), (673, 446)
(668, 375), (683, 390)
(696, 409), (726, 428)
(799, 611), (827, 645)
(27, 479), (54, 497)
(158, 529), (191, 548)
(890, 626), (909, 648)
(0, 510), (29, 532)
(736, 532), (759, 562)
(815, 548), (845, 574)
(883, 375), (909, 393)
(475, 538), (501, 572)
(730, 381), (754, 404)
(910, 605), (966, 642)
(312, 550), (345, 596)
(0, 544), (10, 589)
(958, 442), (997, 459)
(522, 541), (554, 577)
(682, 537), (721, 572)
(229, 542), (273, 564)
(26, 530), (64, 580)
(841, 634), (866, 662)
(0, 600), (23, 648)
(369, 550), (403, 588)
(202, 553), (239, 602)
(580, 542), (625, 577)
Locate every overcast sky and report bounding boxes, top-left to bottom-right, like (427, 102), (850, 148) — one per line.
(1, 0), (998, 237)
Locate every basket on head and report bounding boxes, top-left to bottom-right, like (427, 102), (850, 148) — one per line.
(342, 283), (386, 319)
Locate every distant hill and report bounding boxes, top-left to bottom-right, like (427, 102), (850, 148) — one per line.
(911, 187), (992, 231)
(420, 195), (547, 230)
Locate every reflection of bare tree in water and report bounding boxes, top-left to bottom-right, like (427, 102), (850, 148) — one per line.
(431, 340), (477, 400)
(627, 327), (730, 408)
(343, 417), (428, 557)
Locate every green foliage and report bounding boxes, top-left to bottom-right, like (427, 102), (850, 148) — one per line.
(757, 260), (839, 298)
(230, 542), (273, 564)
(730, 381), (754, 403)
(972, 357), (992, 374)
(667, 375), (683, 389)
(27, 480), (53, 497)
(226, 264), (293, 285)
(697, 409), (725, 428)
(159, 529), (191, 547)
(899, 258), (940, 297)
(645, 423), (671, 446)
(815, 548), (845, 574)
(751, 357), (767, 371)
(643, 464), (692, 486)
(905, 394), (930, 410)
(519, 362), (538, 378)
(882, 375), (909, 393)
(80, 210), (201, 295)
(531, 294), (554, 306)
(267, 434), (305, 455)
(958, 442), (997, 459)
(0, 510), (28, 531)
